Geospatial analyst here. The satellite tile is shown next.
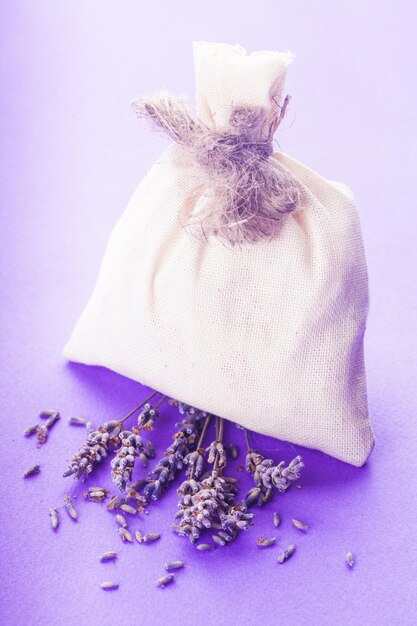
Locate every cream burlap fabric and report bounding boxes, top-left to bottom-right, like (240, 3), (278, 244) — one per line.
(64, 42), (374, 466)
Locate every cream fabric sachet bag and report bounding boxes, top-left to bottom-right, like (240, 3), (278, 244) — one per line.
(64, 41), (375, 467)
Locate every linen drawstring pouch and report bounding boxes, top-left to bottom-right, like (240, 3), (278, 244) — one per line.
(64, 41), (375, 467)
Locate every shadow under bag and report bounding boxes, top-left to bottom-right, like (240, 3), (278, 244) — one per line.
(64, 41), (375, 467)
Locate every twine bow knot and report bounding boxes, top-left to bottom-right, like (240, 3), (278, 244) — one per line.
(131, 92), (302, 244)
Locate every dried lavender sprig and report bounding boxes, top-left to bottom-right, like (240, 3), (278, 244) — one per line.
(243, 428), (304, 506)
(63, 392), (157, 480)
(183, 414), (211, 479)
(175, 417), (254, 544)
(63, 421), (118, 479)
(110, 430), (146, 492)
(143, 404), (209, 501)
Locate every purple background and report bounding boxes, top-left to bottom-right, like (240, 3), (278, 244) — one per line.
(1, 2), (416, 625)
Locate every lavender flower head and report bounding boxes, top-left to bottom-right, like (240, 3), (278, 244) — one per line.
(63, 420), (122, 479)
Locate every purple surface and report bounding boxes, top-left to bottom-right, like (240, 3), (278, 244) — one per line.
(1, 2), (416, 625)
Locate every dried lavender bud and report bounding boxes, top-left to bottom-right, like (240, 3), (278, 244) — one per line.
(118, 528), (133, 543)
(36, 425), (49, 445)
(100, 582), (119, 590)
(63, 421), (120, 479)
(183, 448), (205, 478)
(346, 552), (355, 568)
(68, 417), (87, 426)
(277, 544), (296, 563)
(156, 574), (174, 588)
(120, 503), (137, 514)
(135, 530), (143, 543)
(23, 424), (39, 437)
(142, 533), (161, 543)
(257, 536), (277, 547)
(45, 412), (60, 430)
(49, 508), (59, 529)
(87, 490), (108, 503)
(212, 534), (226, 546)
(130, 479), (148, 490)
(137, 403), (159, 430)
(64, 495), (78, 520)
(206, 441), (227, 468)
(145, 440), (155, 459)
(86, 421), (95, 434)
(237, 465), (244, 472)
(196, 543), (215, 551)
(229, 443), (239, 459)
(139, 452), (148, 468)
(273, 512), (281, 527)
(165, 561), (185, 571)
(292, 519), (309, 531)
(106, 495), (126, 511)
(99, 552), (118, 562)
(39, 409), (59, 420)
(111, 430), (145, 492)
(23, 464), (40, 478)
(115, 514), (127, 528)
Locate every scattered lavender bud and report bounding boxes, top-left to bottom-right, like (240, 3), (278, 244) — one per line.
(86, 489), (108, 503)
(36, 425), (49, 445)
(277, 544), (296, 563)
(45, 412), (60, 430)
(229, 443), (239, 459)
(237, 465), (244, 472)
(118, 528), (133, 543)
(64, 495), (78, 520)
(156, 574), (174, 588)
(115, 514), (127, 528)
(135, 530), (143, 543)
(23, 464), (41, 478)
(99, 552), (118, 562)
(23, 424), (39, 437)
(165, 561), (185, 571)
(296, 484), (302, 489)
(257, 536), (277, 547)
(39, 409), (59, 419)
(120, 504), (137, 515)
(142, 533), (161, 543)
(49, 507), (59, 530)
(273, 512), (281, 528)
(139, 452), (148, 468)
(196, 543), (215, 551)
(86, 421), (95, 434)
(106, 495), (125, 511)
(346, 552), (355, 568)
(68, 417), (87, 426)
(100, 582), (119, 590)
(292, 519), (309, 531)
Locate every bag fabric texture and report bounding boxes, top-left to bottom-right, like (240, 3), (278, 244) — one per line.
(64, 41), (375, 467)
